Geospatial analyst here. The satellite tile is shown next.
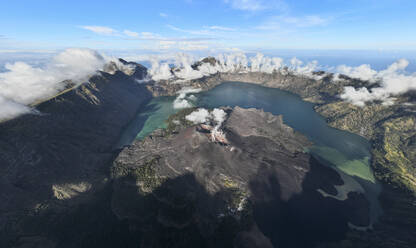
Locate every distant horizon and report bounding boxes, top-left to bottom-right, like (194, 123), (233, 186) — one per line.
(1, 0), (415, 51)
(2, 48), (416, 73)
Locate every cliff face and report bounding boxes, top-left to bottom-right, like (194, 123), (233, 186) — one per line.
(112, 107), (370, 248)
(0, 62), (152, 247)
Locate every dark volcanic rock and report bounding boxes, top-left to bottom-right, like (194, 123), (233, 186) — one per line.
(103, 58), (148, 80)
(145, 57), (416, 247)
(112, 107), (370, 248)
(0, 67), (152, 247)
(192, 57), (219, 70)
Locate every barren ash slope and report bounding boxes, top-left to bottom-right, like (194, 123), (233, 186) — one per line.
(0, 54), (415, 248)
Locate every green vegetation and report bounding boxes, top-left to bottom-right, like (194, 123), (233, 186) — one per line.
(373, 116), (416, 192)
(165, 107), (197, 135)
(129, 155), (165, 194)
(316, 101), (416, 194)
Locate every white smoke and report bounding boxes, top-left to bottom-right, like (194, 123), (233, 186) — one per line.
(211, 108), (227, 124)
(338, 59), (416, 106)
(186, 107), (228, 142)
(210, 108), (227, 141)
(0, 48), (107, 121)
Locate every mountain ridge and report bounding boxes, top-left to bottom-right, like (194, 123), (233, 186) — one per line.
(0, 57), (415, 247)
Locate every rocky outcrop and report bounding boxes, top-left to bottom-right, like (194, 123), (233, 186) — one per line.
(0, 64), (152, 247)
(111, 107), (371, 247)
(103, 58), (148, 80)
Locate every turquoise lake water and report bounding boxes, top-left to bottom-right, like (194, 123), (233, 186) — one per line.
(118, 81), (382, 225)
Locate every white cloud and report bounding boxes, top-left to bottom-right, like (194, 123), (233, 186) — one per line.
(0, 48), (106, 121)
(167, 24), (237, 37)
(186, 108), (211, 123)
(129, 52), (416, 107)
(0, 49), (56, 54)
(257, 15), (328, 30)
(173, 98), (193, 109)
(173, 88), (202, 109)
(82, 25), (164, 40)
(79, 24), (219, 51)
(157, 40), (210, 51)
(81, 26), (117, 35)
(283, 15), (327, 27)
(224, 0), (287, 11)
(207, 26), (236, 31)
(224, 0), (265, 11)
(185, 108), (227, 126)
(160, 12), (168, 18)
(141, 32), (160, 40)
(0, 95), (33, 121)
(123, 30), (139, 38)
(336, 64), (377, 81)
(178, 41), (209, 51)
(149, 62), (173, 81)
(339, 59), (416, 106)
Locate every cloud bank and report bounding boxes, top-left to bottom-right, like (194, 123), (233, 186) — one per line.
(0, 48), (106, 121)
(140, 52), (415, 107)
(142, 52), (319, 83)
(2, 48), (413, 123)
(124, 52), (416, 108)
(337, 59), (416, 106)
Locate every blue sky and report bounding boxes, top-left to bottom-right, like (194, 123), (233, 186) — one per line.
(0, 0), (415, 52)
